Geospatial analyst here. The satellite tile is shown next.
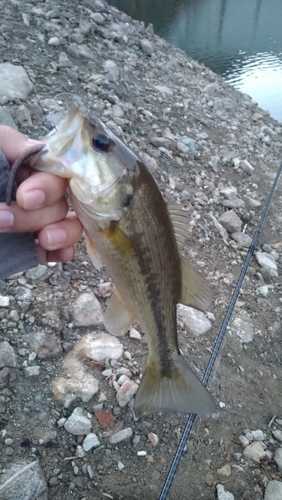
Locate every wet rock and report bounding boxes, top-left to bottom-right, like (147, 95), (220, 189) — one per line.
(64, 407), (92, 435)
(116, 379), (138, 407)
(243, 441), (266, 462)
(0, 460), (47, 500)
(177, 305), (212, 336)
(230, 310), (254, 343)
(25, 331), (62, 358)
(218, 210), (242, 233)
(109, 427), (133, 444)
(264, 480), (282, 500)
(0, 63), (33, 101)
(82, 433), (100, 451)
(0, 341), (17, 368)
(73, 292), (103, 326)
(216, 484), (234, 500)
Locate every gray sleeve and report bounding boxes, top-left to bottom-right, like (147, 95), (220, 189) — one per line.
(0, 151), (39, 280)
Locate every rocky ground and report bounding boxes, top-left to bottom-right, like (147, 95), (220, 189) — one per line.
(1, 1), (282, 499)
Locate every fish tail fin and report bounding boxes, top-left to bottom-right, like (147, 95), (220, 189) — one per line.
(133, 352), (217, 419)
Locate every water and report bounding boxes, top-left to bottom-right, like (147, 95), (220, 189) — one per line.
(108, 0), (282, 123)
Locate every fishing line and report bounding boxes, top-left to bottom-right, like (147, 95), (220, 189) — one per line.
(159, 160), (282, 500)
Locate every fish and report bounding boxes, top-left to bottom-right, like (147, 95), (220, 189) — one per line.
(30, 106), (217, 418)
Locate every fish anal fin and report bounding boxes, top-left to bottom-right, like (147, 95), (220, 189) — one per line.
(85, 233), (102, 271)
(167, 204), (190, 250)
(133, 352), (217, 419)
(104, 289), (136, 337)
(180, 259), (213, 312)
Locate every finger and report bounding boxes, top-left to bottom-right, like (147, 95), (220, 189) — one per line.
(0, 125), (42, 164)
(0, 198), (68, 233)
(16, 172), (68, 210)
(37, 245), (76, 263)
(37, 212), (83, 251)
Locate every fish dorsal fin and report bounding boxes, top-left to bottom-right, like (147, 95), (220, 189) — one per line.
(180, 259), (213, 312)
(167, 204), (189, 249)
(104, 289), (136, 337)
(85, 233), (102, 271)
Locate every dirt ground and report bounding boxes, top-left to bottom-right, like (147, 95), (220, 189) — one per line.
(0, 1), (282, 499)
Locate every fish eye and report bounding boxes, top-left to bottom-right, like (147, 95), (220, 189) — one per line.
(92, 133), (110, 152)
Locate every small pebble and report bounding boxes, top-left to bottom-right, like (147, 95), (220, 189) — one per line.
(137, 450), (147, 457)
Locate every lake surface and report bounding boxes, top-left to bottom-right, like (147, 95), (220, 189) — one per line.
(107, 0), (282, 123)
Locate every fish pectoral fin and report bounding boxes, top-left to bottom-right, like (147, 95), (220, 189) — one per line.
(103, 224), (136, 258)
(133, 353), (217, 419)
(167, 204), (189, 250)
(104, 289), (136, 337)
(85, 233), (102, 271)
(180, 259), (213, 312)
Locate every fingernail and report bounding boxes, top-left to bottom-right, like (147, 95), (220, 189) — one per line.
(45, 228), (67, 247)
(0, 210), (14, 229)
(22, 190), (45, 210)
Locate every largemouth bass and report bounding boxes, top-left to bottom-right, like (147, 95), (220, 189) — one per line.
(31, 107), (216, 418)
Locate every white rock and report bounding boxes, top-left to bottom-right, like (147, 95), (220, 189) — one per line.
(0, 341), (17, 368)
(109, 427), (133, 444)
(64, 408), (92, 436)
(0, 63), (33, 101)
(251, 430), (265, 441)
(52, 371), (99, 408)
(230, 310), (254, 343)
(216, 484), (234, 500)
(23, 366), (40, 377)
(0, 296), (10, 307)
(140, 39), (154, 55)
(129, 328), (141, 340)
(239, 435), (249, 447)
(48, 36), (60, 46)
(256, 252), (278, 277)
(75, 445), (85, 458)
(243, 441), (266, 462)
(82, 433), (100, 451)
(73, 292), (103, 326)
(118, 461), (125, 470)
(264, 480), (282, 500)
(241, 159), (254, 174)
(178, 305), (212, 336)
(116, 379), (138, 407)
(273, 430), (282, 443)
(274, 448), (282, 471)
(148, 432), (159, 447)
(220, 186), (238, 200)
(73, 333), (123, 362)
(137, 450), (147, 456)
(231, 232), (252, 247)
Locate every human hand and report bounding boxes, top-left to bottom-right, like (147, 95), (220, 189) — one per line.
(0, 125), (83, 263)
